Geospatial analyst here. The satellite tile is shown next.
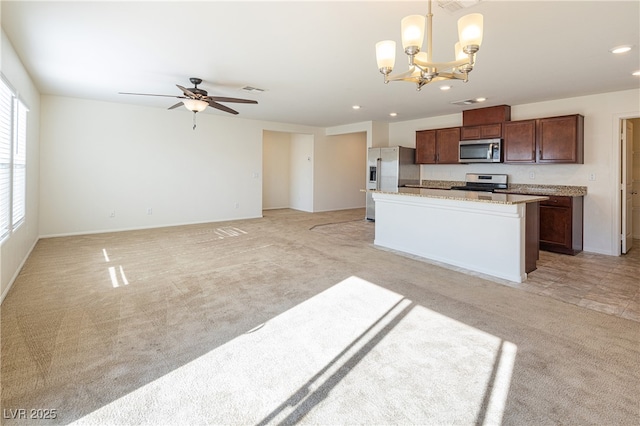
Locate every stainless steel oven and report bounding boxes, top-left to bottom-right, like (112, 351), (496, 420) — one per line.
(459, 138), (502, 163)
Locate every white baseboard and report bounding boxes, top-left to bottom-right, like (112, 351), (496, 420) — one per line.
(38, 215), (263, 239)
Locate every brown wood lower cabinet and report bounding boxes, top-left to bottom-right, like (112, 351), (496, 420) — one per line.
(525, 202), (540, 272)
(539, 195), (583, 255)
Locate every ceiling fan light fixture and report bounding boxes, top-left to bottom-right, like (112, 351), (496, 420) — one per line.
(183, 99), (208, 113)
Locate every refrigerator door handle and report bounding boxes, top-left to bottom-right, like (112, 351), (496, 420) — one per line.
(376, 158), (381, 190)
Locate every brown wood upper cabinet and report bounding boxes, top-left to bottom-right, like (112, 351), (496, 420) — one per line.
(462, 105), (511, 126)
(460, 123), (502, 140)
(416, 127), (461, 164)
(504, 114), (584, 164)
(503, 120), (536, 163)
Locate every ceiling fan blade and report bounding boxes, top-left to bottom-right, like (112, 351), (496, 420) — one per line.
(168, 102), (184, 110)
(177, 85), (196, 98)
(119, 92), (180, 98)
(208, 96), (258, 104)
(208, 101), (239, 115)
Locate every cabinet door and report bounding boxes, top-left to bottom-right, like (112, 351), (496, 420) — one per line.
(504, 120), (536, 163)
(481, 123), (502, 138)
(537, 115), (584, 163)
(461, 126), (482, 140)
(436, 127), (461, 164)
(416, 130), (437, 164)
(461, 124), (502, 140)
(539, 196), (573, 254)
(540, 206), (571, 246)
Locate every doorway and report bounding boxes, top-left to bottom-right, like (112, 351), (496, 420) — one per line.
(620, 117), (640, 254)
(262, 131), (314, 212)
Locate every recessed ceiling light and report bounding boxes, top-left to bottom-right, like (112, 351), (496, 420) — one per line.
(389, 112), (398, 117)
(352, 105), (361, 110)
(476, 97), (487, 102)
(633, 70), (640, 76)
(610, 45), (632, 54)
(440, 85), (452, 91)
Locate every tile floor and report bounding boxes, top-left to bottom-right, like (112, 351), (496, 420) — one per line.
(314, 217), (640, 322)
(520, 243), (640, 322)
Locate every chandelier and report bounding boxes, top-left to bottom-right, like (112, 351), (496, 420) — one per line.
(375, 0), (483, 90)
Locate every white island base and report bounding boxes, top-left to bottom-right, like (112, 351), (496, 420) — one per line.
(372, 190), (544, 283)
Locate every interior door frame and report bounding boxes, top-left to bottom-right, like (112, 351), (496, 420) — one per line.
(622, 119), (634, 253)
(613, 112), (639, 255)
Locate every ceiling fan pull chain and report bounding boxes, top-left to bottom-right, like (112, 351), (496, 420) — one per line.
(193, 111), (197, 130)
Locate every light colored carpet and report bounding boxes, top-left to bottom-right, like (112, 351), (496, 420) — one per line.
(1, 208), (639, 425)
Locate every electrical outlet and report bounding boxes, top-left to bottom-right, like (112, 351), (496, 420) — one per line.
(529, 171), (535, 180)
(109, 210), (116, 218)
(234, 202), (239, 209)
(147, 208), (153, 215)
(589, 173), (596, 181)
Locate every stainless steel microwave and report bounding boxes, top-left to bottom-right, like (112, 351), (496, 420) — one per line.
(459, 138), (502, 163)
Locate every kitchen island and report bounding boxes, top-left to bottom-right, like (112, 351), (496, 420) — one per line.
(371, 188), (548, 283)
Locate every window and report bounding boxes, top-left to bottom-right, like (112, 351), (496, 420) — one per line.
(0, 75), (28, 242)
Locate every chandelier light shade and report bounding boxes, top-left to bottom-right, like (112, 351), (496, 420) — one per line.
(183, 98), (209, 113)
(458, 13), (483, 48)
(401, 15), (426, 53)
(376, 0), (484, 90)
(376, 40), (397, 70)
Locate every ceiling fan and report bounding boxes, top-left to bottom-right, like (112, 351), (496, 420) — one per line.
(119, 77), (258, 129)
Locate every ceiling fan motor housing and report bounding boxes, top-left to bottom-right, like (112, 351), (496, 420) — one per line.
(188, 77), (207, 97)
(189, 88), (208, 97)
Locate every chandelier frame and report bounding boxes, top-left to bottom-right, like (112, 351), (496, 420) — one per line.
(376, 0), (483, 91)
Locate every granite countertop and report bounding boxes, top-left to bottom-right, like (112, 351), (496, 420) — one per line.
(372, 187), (548, 205)
(411, 180), (587, 197)
(495, 183), (587, 197)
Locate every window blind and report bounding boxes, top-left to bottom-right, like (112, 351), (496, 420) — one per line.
(0, 80), (12, 240)
(0, 75), (27, 243)
(12, 99), (27, 225)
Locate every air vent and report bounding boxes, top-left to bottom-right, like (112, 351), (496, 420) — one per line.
(451, 99), (481, 106)
(437, 0), (481, 13)
(242, 86), (265, 93)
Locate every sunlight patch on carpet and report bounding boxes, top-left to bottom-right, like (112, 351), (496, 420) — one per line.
(72, 276), (516, 425)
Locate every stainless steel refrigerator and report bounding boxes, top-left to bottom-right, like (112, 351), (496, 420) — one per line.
(366, 146), (420, 220)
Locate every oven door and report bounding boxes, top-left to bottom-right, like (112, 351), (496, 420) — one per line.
(459, 139), (502, 163)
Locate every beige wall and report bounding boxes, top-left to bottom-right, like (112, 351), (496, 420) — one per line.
(313, 132), (367, 212)
(263, 131), (292, 210)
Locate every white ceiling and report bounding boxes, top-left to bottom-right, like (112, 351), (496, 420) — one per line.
(2, 1), (639, 128)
